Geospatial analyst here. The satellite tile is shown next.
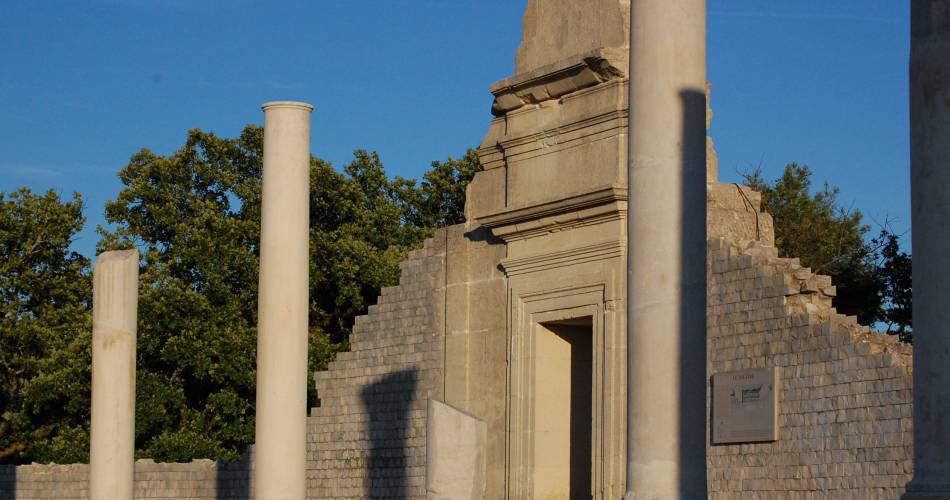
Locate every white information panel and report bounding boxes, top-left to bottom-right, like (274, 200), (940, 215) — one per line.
(712, 367), (780, 444)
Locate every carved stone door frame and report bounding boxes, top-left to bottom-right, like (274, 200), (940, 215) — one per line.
(506, 282), (624, 499)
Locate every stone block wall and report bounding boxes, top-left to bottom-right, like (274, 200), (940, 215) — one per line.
(307, 233), (448, 499)
(706, 232), (913, 498)
(0, 455), (253, 499)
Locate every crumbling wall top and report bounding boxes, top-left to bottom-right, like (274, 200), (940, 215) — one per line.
(515, 0), (630, 75)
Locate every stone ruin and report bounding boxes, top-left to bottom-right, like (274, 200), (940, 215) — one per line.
(3, 0), (938, 498)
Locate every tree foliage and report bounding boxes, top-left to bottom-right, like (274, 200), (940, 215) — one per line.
(745, 163), (912, 340)
(0, 189), (92, 464)
(90, 126), (480, 462)
(0, 126), (481, 464)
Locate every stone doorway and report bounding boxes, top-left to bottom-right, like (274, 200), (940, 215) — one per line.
(505, 282), (624, 499)
(533, 317), (594, 499)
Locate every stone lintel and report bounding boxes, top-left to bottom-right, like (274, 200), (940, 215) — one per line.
(490, 47), (628, 116)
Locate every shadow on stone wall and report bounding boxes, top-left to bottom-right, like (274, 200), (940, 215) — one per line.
(215, 450), (252, 500)
(361, 368), (419, 498)
(0, 465), (13, 498)
(678, 88), (709, 493)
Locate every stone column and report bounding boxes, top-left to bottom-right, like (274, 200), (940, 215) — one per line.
(89, 249), (139, 500)
(905, 1), (950, 498)
(254, 101), (312, 500)
(624, 1), (707, 499)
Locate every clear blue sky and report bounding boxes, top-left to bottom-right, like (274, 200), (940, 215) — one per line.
(0, 1), (910, 258)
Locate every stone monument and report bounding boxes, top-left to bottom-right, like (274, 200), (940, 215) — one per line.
(1, 2), (925, 499)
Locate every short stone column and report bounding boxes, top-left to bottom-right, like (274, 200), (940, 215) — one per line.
(905, 1), (950, 497)
(89, 249), (139, 500)
(624, 1), (708, 498)
(254, 101), (313, 500)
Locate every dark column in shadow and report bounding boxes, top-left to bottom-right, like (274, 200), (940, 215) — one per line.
(678, 88), (709, 493)
(0, 465), (14, 498)
(215, 448), (252, 500)
(361, 369), (419, 499)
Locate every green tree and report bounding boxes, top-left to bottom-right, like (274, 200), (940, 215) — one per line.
(0, 189), (92, 464)
(744, 163), (912, 337)
(399, 148), (483, 229)
(99, 127), (265, 460)
(98, 125), (480, 461)
(875, 230), (912, 341)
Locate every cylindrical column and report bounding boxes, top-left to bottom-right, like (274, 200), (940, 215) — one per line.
(625, 1), (707, 499)
(905, 1), (950, 498)
(254, 101), (312, 500)
(89, 249), (139, 500)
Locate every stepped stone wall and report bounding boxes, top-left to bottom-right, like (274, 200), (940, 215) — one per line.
(307, 234), (449, 499)
(706, 183), (913, 499)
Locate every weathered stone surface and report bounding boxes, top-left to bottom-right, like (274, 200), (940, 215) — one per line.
(516, 0), (629, 74)
(491, 47), (627, 116)
(424, 399), (486, 500)
(707, 182), (776, 245)
(90, 249), (139, 500)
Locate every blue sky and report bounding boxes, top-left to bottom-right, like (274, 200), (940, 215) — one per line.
(0, 1), (910, 258)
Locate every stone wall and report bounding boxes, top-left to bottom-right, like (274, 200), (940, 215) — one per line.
(0, 456), (253, 499)
(307, 234), (449, 499)
(706, 184), (913, 499)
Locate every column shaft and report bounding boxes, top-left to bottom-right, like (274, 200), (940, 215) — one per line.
(625, 1), (707, 498)
(905, 1), (950, 497)
(254, 101), (312, 500)
(89, 249), (139, 500)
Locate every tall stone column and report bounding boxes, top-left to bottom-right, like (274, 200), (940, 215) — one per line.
(89, 249), (139, 500)
(254, 101), (312, 500)
(905, 1), (950, 498)
(625, 1), (707, 498)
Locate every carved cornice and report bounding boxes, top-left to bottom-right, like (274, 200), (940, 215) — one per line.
(477, 185), (627, 242)
(501, 240), (624, 277)
(490, 47), (628, 116)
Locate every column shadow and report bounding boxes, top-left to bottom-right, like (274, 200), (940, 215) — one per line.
(361, 369), (419, 499)
(677, 88), (709, 495)
(215, 448), (252, 500)
(0, 465), (13, 498)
